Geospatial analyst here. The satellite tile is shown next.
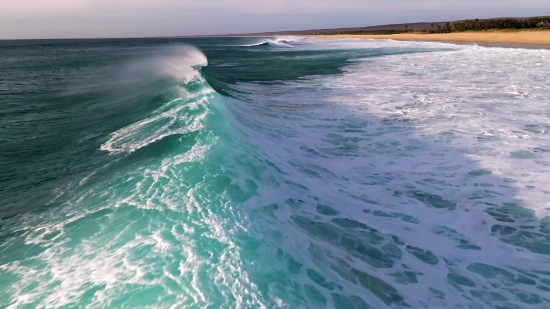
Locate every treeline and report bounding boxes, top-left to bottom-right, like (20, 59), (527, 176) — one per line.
(321, 30), (414, 35)
(432, 17), (550, 33)
(313, 17), (550, 36)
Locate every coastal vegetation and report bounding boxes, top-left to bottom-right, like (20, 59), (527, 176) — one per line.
(434, 17), (550, 33)
(315, 17), (550, 35)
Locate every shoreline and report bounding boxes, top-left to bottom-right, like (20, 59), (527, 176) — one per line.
(308, 31), (550, 46)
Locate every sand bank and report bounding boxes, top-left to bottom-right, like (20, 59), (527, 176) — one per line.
(312, 31), (550, 45)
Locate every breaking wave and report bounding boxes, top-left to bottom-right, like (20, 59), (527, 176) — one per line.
(1, 37), (550, 309)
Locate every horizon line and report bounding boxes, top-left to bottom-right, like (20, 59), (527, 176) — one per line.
(1, 14), (548, 41)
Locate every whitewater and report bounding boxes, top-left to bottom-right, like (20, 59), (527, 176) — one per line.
(0, 37), (549, 309)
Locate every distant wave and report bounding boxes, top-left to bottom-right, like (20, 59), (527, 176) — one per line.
(235, 37), (306, 48)
(241, 40), (292, 48)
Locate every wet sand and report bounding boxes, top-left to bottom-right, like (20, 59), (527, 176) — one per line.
(313, 31), (550, 46)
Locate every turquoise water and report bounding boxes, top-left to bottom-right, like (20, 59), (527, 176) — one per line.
(1, 37), (550, 308)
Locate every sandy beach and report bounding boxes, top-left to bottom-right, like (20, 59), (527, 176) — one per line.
(313, 31), (550, 45)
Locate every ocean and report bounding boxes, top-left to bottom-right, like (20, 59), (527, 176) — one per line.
(1, 37), (549, 308)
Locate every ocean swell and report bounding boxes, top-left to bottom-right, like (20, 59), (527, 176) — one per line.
(1, 38), (550, 309)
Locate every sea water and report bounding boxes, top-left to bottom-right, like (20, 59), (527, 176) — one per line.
(1, 37), (549, 308)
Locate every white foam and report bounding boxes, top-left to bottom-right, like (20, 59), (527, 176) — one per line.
(222, 39), (550, 308)
(237, 39), (294, 48)
(100, 88), (212, 155)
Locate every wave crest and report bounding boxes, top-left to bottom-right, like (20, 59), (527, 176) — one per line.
(239, 38), (297, 48)
(100, 45), (214, 155)
(119, 45), (208, 83)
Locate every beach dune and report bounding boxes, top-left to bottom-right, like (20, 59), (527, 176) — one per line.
(315, 31), (550, 45)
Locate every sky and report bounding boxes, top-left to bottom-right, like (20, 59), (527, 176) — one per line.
(0, 0), (549, 39)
